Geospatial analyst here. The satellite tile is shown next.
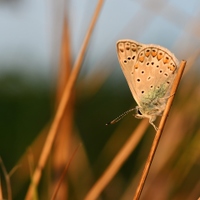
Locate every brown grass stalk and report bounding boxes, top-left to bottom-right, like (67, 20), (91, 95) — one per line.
(0, 157), (12, 200)
(25, 0), (104, 199)
(0, 178), (3, 200)
(50, 144), (81, 200)
(84, 119), (149, 200)
(51, 16), (72, 200)
(133, 60), (187, 200)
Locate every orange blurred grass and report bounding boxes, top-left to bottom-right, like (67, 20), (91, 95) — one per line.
(1, 1), (200, 199)
(0, 157), (12, 200)
(50, 15), (72, 200)
(50, 144), (81, 200)
(84, 119), (149, 200)
(25, 0), (105, 199)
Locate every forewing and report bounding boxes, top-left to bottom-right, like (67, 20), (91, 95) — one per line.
(116, 40), (143, 105)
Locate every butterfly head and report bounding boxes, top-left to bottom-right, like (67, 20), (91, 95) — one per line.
(135, 106), (158, 130)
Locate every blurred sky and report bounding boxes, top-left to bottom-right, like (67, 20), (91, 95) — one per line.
(0, 0), (200, 79)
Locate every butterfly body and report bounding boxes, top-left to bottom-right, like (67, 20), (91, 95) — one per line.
(116, 39), (179, 130)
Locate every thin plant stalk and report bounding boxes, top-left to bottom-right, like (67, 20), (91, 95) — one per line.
(51, 16), (72, 200)
(51, 144), (81, 200)
(25, 0), (104, 199)
(0, 157), (12, 200)
(133, 60), (187, 200)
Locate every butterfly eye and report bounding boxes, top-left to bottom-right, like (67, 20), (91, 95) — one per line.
(123, 60), (127, 63)
(138, 109), (142, 115)
(137, 78), (140, 82)
(151, 62), (154, 65)
(141, 70), (144, 74)
(159, 70), (163, 73)
(127, 57), (131, 60)
(164, 73), (168, 76)
(141, 91), (144, 94)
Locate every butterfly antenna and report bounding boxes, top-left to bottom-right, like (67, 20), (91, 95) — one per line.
(106, 108), (136, 125)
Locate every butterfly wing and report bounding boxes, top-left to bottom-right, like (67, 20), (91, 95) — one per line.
(132, 44), (179, 110)
(116, 40), (143, 105)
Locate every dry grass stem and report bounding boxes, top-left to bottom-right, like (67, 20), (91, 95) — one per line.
(25, 1), (104, 199)
(84, 119), (149, 200)
(51, 16), (72, 200)
(0, 179), (3, 200)
(51, 144), (81, 200)
(0, 157), (12, 200)
(8, 165), (21, 178)
(133, 60), (187, 200)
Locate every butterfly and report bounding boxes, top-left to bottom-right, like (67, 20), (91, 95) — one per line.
(107, 39), (179, 130)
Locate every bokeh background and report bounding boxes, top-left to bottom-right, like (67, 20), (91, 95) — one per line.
(0, 0), (200, 199)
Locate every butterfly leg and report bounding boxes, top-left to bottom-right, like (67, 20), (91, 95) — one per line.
(150, 121), (158, 131)
(149, 116), (158, 131)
